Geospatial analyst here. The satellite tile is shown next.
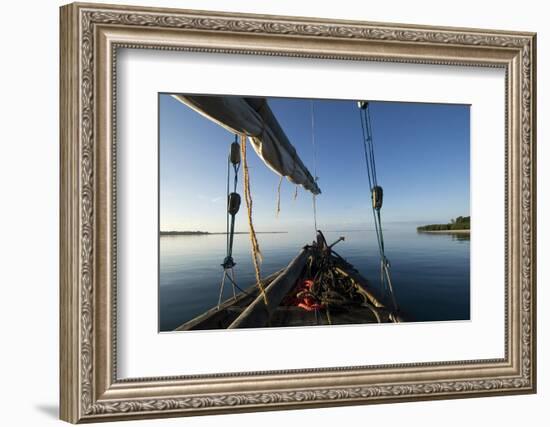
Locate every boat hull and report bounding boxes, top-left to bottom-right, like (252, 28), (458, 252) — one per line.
(175, 244), (403, 331)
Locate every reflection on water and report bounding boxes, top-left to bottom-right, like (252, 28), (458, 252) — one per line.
(452, 233), (470, 242)
(416, 230), (470, 242)
(160, 227), (470, 331)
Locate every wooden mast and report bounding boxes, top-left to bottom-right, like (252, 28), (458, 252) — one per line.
(228, 248), (309, 329)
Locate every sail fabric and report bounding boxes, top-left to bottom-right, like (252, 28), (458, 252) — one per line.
(172, 95), (321, 195)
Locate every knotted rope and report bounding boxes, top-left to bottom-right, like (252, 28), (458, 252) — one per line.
(240, 135), (268, 304)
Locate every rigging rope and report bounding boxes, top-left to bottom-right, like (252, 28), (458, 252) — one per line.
(219, 135), (242, 307)
(311, 100), (319, 233)
(241, 134), (268, 305)
(225, 147), (231, 255)
(358, 102), (399, 311)
(276, 175), (283, 217)
(224, 134), (241, 262)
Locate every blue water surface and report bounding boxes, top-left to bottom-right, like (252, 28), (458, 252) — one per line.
(159, 226), (470, 331)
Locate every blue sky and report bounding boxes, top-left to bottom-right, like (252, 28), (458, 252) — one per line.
(159, 94), (470, 232)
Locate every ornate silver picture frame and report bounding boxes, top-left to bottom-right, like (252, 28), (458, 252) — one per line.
(60, 2), (536, 423)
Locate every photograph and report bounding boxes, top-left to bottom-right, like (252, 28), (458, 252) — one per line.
(57, 3), (536, 422)
(159, 94), (471, 332)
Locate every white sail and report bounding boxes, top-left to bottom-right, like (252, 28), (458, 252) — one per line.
(172, 95), (321, 195)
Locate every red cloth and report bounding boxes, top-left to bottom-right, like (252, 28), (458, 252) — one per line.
(283, 279), (324, 311)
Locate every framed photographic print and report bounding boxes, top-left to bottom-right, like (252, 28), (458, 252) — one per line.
(60, 2), (537, 423)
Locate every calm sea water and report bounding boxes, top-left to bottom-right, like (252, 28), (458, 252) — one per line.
(159, 226), (470, 331)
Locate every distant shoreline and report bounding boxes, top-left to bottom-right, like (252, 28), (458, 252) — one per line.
(160, 231), (288, 236)
(417, 216), (470, 233)
(417, 229), (470, 234)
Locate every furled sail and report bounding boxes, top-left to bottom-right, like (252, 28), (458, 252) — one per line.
(172, 95), (321, 195)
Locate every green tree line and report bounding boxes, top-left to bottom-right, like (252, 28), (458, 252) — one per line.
(417, 216), (470, 231)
